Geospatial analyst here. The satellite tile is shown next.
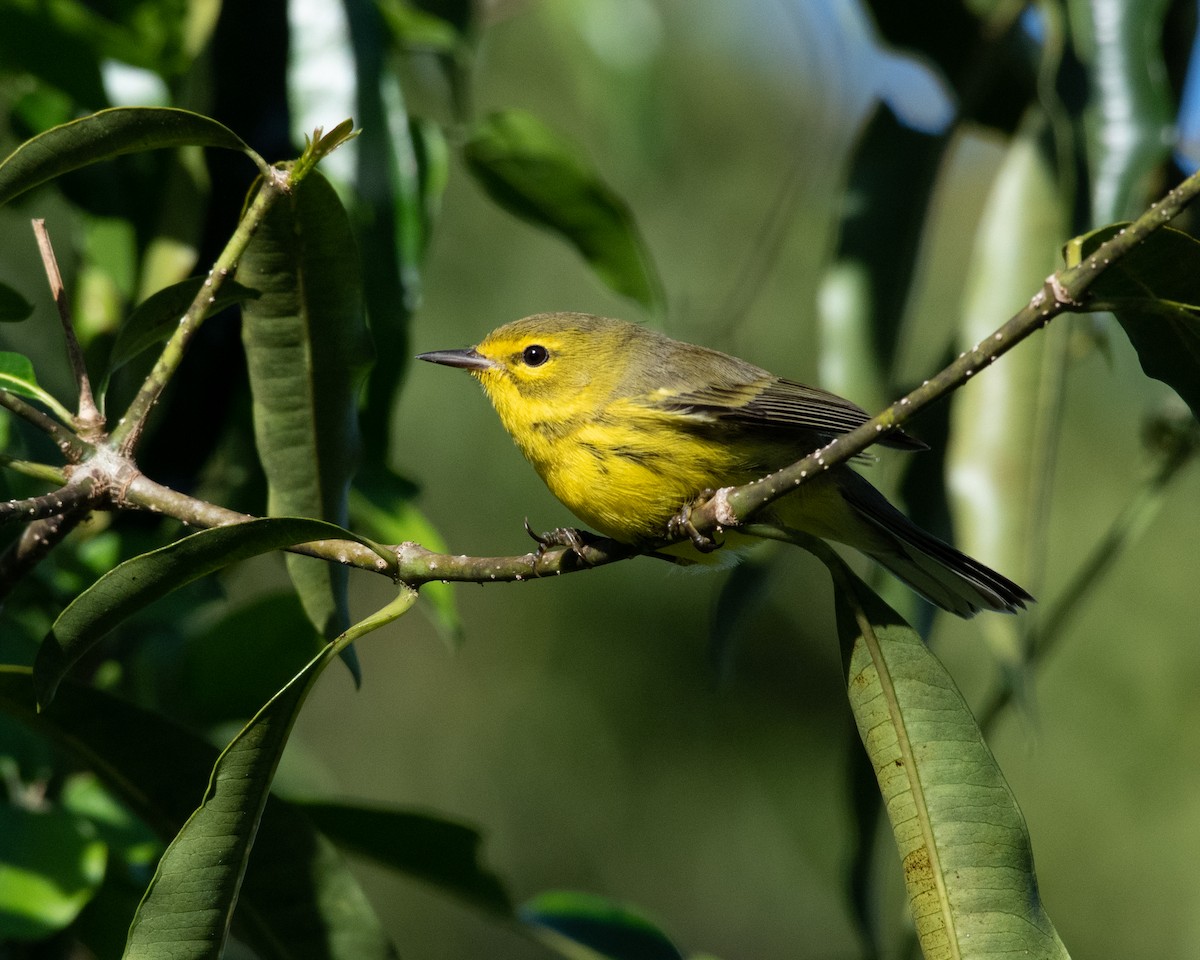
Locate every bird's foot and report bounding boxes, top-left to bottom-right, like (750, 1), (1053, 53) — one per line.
(667, 491), (722, 553)
(524, 519), (602, 567)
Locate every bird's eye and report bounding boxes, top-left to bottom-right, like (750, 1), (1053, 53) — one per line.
(522, 344), (550, 367)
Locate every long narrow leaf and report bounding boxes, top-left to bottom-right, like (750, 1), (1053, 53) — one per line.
(948, 121), (1064, 675)
(123, 643), (345, 958)
(104, 276), (260, 386)
(0, 107), (260, 208)
(814, 546), (1069, 959)
(464, 109), (664, 313)
(0, 668), (396, 960)
(239, 172), (373, 649)
(123, 591), (415, 960)
(1068, 0), (1173, 221)
(36, 518), (380, 706)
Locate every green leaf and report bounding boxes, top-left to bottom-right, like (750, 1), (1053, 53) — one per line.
(0, 352), (45, 402)
(464, 109), (664, 312)
(520, 891), (684, 960)
(103, 276), (260, 387)
(0, 351), (73, 422)
(376, 0), (460, 51)
(948, 119), (1064, 673)
(1068, 0), (1174, 221)
(0, 283), (34, 323)
(0, 4), (108, 109)
(124, 640), (341, 958)
(817, 546), (1069, 960)
(0, 805), (107, 940)
(35, 518), (381, 706)
(239, 172), (373, 652)
(125, 593), (413, 959)
(175, 593), (323, 726)
(1068, 224), (1200, 420)
(0, 667), (397, 960)
(299, 801), (511, 914)
(0, 107), (259, 208)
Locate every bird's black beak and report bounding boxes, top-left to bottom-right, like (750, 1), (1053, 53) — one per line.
(416, 348), (497, 372)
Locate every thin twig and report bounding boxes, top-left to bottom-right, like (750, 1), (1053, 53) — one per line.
(683, 165), (1200, 539)
(0, 481), (99, 526)
(31, 219), (102, 435)
(0, 391), (93, 462)
(108, 175), (284, 454)
(0, 512), (88, 602)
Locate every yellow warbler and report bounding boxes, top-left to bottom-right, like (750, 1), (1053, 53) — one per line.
(419, 312), (1031, 617)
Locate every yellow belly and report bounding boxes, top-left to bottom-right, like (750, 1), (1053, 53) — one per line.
(515, 404), (848, 546)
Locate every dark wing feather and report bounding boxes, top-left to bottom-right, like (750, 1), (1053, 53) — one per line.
(655, 376), (927, 451)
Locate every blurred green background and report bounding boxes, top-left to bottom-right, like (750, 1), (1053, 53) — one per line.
(304, 4), (1200, 958)
(3, 1), (1200, 958)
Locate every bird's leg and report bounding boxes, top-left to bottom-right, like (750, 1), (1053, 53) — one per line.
(667, 491), (722, 553)
(523, 518), (602, 566)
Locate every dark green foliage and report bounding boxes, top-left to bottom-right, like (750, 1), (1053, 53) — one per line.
(0, 4), (1197, 960)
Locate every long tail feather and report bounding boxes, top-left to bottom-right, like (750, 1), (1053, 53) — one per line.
(838, 474), (1033, 618)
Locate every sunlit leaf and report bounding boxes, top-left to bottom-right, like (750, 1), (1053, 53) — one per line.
(239, 172), (373, 661)
(1068, 224), (1200, 420)
(0, 805), (106, 940)
(35, 518), (380, 706)
(948, 121), (1063, 674)
(0, 352), (73, 423)
(521, 891), (684, 960)
(464, 109), (664, 312)
(816, 546), (1070, 959)
(0, 352), (45, 401)
(1069, 0), (1174, 221)
(0, 107), (259, 208)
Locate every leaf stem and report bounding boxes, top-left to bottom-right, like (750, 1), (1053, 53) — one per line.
(0, 457), (68, 485)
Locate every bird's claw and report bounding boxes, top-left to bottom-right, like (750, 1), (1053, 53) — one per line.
(668, 492), (722, 553)
(524, 518), (599, 567)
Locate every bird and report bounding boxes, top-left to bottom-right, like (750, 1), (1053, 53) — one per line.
(418, 312), (1032, 617)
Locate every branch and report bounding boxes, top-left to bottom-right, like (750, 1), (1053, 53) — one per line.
(0, 480), (97, 526)
(109, 166), (292, 454)
(0, 512), (88, 601)
(110, 125), (356, 456)
(682, 166), (1200, 539)
(32, 219), (102, 435)
(0, 391), (93, 462)
(120, 471), (638, 581)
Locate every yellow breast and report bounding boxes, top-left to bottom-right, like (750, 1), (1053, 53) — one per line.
(504, 396), (762, 543)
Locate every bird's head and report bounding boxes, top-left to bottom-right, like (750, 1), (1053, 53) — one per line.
(418, 313), (637, 435)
